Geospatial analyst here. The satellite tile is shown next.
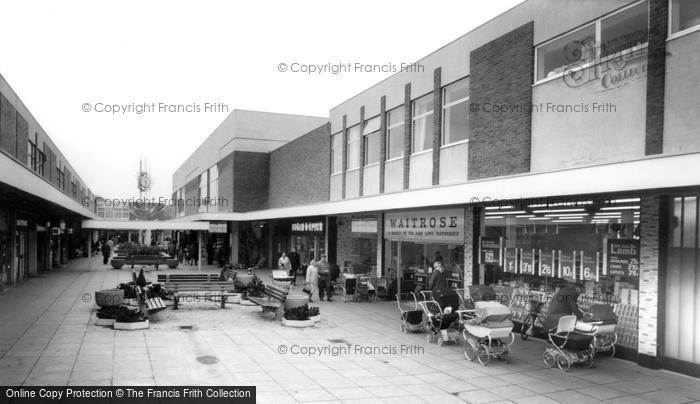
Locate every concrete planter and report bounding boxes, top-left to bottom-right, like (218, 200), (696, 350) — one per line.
(114, 320), (149, 330)
(110, 259), (125, 269)
(95, 318), (115, 327)
(281, 318), (314, 328)
(309, 315), (321, 323)
(284, 294), (310, 310)
(95, 289), (124, 307)
(166, 259), (179, 269)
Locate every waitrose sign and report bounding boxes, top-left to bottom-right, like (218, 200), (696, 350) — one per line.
(384, 209), (464, 243)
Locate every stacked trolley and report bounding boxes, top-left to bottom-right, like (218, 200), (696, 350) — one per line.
(462, 301), (515, 366)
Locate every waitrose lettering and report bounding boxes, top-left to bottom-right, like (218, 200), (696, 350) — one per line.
(385, 209), (464, 243)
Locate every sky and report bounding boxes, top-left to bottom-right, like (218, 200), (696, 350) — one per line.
(0, 0), (524, 200)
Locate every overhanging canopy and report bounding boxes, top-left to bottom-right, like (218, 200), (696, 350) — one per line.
(81, 219), (210, 231)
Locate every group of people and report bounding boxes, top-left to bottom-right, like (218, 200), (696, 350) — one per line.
(278, 251), (334, 302)
(175, 242), (199, 265)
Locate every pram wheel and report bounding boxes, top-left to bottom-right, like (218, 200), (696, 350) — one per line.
(498, 351), (510, 363)
(556, 355), (571, 372)
(608, 344), (616, 357)
(464, 338), (477, 361)
(476, 344), (490, 366)
(543, 349), (556, 368)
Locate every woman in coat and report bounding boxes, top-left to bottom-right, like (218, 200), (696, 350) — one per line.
(305, 260), (319, 302)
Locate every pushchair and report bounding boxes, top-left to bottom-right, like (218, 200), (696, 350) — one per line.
(543, 315), (595, 371)
(462, 301), (515, 366)
(419, 291), (465, 346)
(396, 292), (424, 333)
(341, 276), (375, 302)
(580, 304), (618, 357)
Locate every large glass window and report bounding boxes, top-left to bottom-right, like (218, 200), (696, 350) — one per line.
(27, 139), (36, 169)
(536, 1), (648, 81)
(346, 125), (361, 170)
(671, 0), (700, 34)
(363, 117), (380, 165)
(386, 106), (404, 160)
(600, 3), (648, 58)
(442, 78), (470, 145)
(331, 133), (343, 174)
(208, 164), (218, 206)
(411, 94), (433, 153)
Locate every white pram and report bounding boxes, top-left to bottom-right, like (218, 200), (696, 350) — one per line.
(462, 301), (515, 366)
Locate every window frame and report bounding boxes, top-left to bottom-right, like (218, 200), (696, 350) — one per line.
(668, 0), (700, 40)
(345, 124), (362, 171)
(330, 132), (344, 175)
(534, 0), (649, 85)
(411, 93), (434, 155)
(441, 77), (470, 147)
(362, 116), (381, 167)
(385, 106), (405, 161)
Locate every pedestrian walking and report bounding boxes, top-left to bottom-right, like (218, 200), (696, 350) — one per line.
(288, 248), (300, 285)
(304, 259), (319, 302)
(101, 242), (111, 266)
(278, 252), (292, 275)
(317, 255), (333, 301)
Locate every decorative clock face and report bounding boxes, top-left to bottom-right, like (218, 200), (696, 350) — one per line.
(137, 172), (152, 192)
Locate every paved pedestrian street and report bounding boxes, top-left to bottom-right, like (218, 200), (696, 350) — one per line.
(1, 258), (699, 404)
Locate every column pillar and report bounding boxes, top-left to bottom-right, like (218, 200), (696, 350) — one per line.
(402, 83), (411, 190)
(376, 213), (384, 277)
(463, 207), (474, 290)
(197, 231), (202, 271)
(230, 221), (239, 266)
(638, 195), (662, 368)
(432, 67), (442, 185)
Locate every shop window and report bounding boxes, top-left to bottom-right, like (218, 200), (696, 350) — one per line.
(535, 1), (648, 81)
(386, 106), (404, 160)
(331, 132), (343, 174)
(363, 117), (380, 166)
(411, 94), (433, 154)
(671, 0), (700, 35)
(442, 78), (470, 146)
(27, 139), (36, 169)
(482, 198), (641, 352)
(346, 125), (361, 170)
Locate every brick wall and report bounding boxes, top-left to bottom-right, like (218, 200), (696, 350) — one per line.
(645, 0), (668, 155)
(463, 207), (474, 288)
(268, 123), (330, 208)
(335, 213), (380, 271)
(217, 152), (234, 213)
(639, 195), (661, 358)
(16, 114), (28, 164)
(468, 22), (534, 180)
(233, 151), (269, 212)
(184, 177), (199, 216)
(0, 93), (17, 157)
(431, 68), (442, 185)
(402, 84), (411, 190)
(379, 97), (387, 193)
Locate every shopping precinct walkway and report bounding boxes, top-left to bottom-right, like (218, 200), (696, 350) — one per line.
(1, 258), (699, 404)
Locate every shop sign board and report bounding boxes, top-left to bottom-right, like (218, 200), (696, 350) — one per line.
(538, 249), (555, 277)
(351, 219), (377, 233)
(604, 239), (640, 278)
(579, 250), (599, 281)
(384, 209), (464, 244)
(478, 237), (502, 265)
(290, 220), (324, 234)
(559, 250), (577, 280)
(209, 222), (227, 233)
(503, 248), (519, 273)
(16, 219), (28, 227)
(519, 248), (536, 275)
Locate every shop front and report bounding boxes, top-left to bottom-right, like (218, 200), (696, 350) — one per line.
(336, 214), (379, 274)
(272, 217), (326, 266)
(384, 208), (465, 298)
(478, 197), (642, 359)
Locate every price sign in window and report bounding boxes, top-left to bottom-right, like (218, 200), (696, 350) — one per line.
(538, 249), (555, 277)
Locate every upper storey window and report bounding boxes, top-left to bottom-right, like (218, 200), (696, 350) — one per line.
(671, 0), (700, 36)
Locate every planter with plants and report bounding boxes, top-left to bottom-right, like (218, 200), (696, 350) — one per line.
(113, 306), (149, 330)
(281, 304), (318, 328)
(110, 259), (125, 269)
(166, 258), (179, 269)
(95, 289), (124, 307)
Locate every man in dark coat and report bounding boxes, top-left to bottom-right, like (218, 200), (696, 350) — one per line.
(288, 248), (300, 285)
(316, 255), (333, 301)
(101, 242), (111, 265)
(206, 242), (214, 265)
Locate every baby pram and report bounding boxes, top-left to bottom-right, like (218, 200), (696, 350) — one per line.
(419, 291), (465, 346)
(341, 275), (375, 302)
(543, 315), (595, 371)
(462, 301), (515, 366)
(396, 292), (424, 333)
(580, 304), (618, 357)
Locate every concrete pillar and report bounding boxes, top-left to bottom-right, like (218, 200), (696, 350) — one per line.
(638, 195), (661, 367)
(376, 213), (384, 278)
(197, 231), (202, 271)
(230, 221), (239, 265)
(28, 231), (37, 277)
(464, 207), (474, 291)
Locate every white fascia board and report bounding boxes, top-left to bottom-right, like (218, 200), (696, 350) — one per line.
(0, 152), (98, 219)
(81, 219), (211, 230)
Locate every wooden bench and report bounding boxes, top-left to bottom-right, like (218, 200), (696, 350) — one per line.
(128, 254), (166, 269)
(247, 284), (290, 320)
(157, 273), (236, 309)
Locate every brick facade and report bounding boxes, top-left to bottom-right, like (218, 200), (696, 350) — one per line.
(645, 0), (668, 155)
(268, 123), (330, 209)
(468, 22), (534, 180)
(639, 195), (661, 358)
(379, 96), (387, 194)
(335, 213), (379, 272)
(233, 151), (269, 212)
(358, 107), (366, 197)
(402, 83), (411, 190)
(217, 152), (234, 213)
(0, 93), (17, 158)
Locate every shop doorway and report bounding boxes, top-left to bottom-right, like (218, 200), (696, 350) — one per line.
(15, 230), (28, 281)
(664, 195), (700, 376)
